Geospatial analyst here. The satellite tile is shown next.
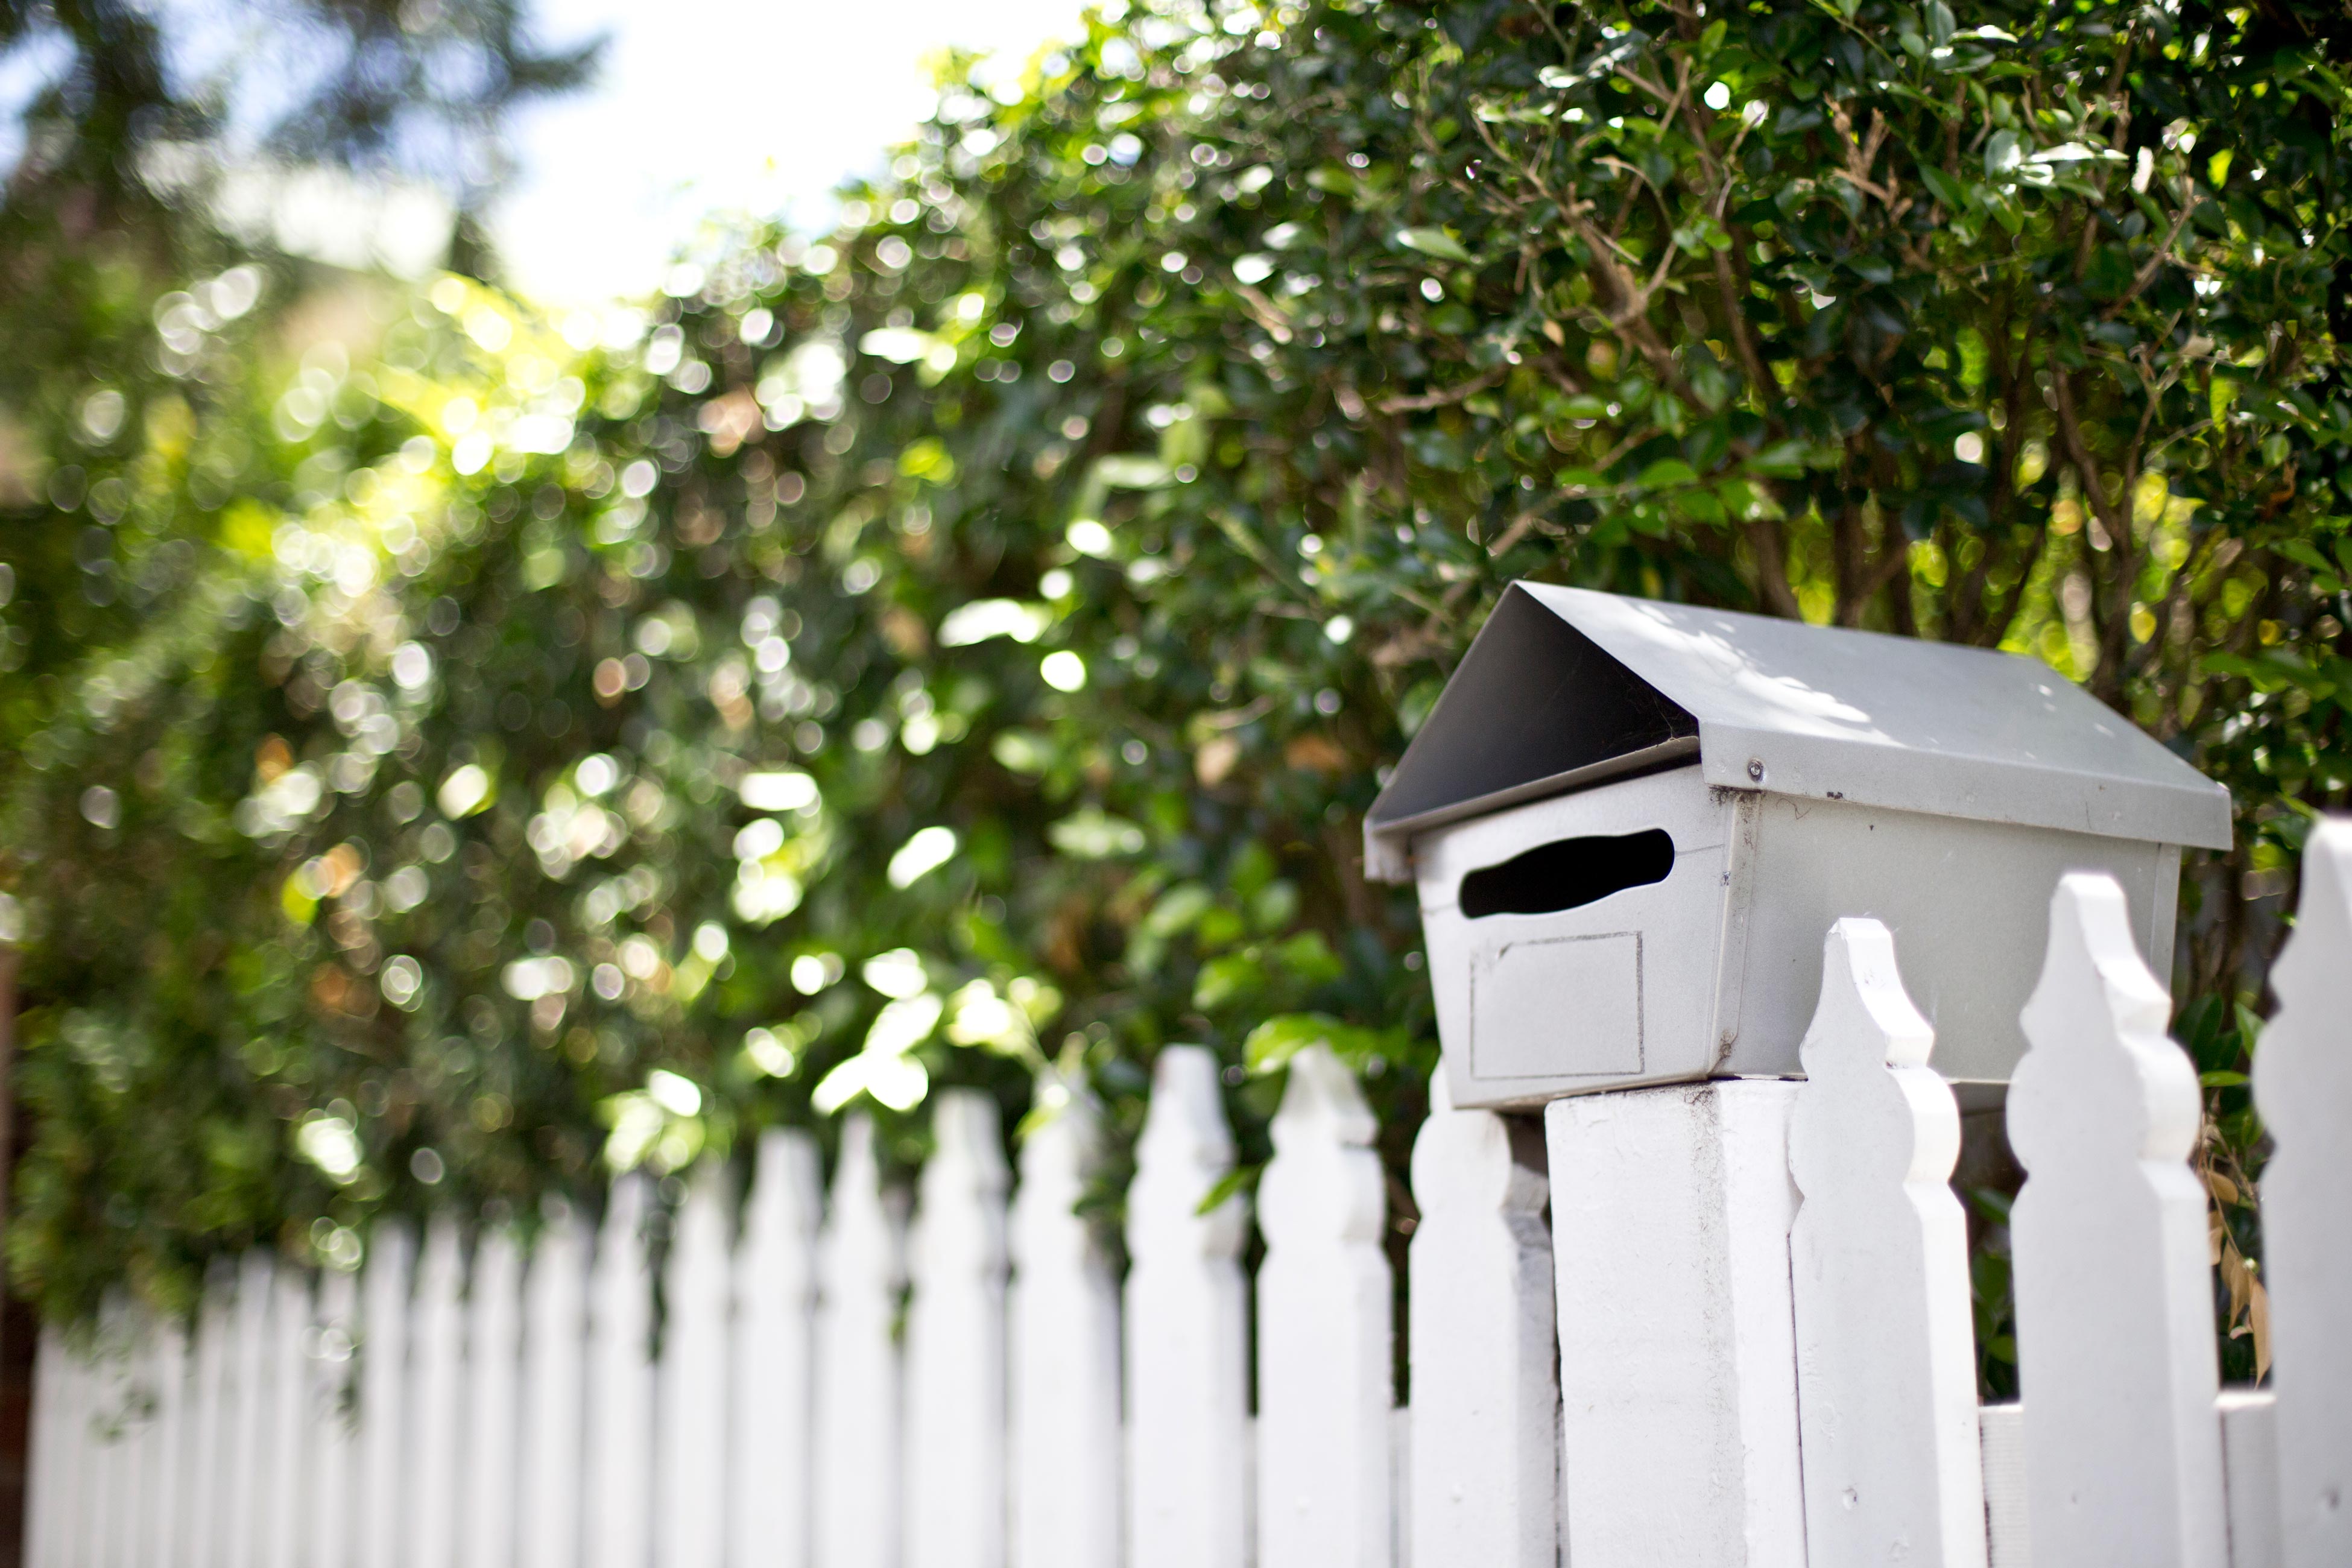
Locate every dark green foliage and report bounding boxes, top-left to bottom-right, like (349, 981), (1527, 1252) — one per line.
(4, 0), (2351, 1394)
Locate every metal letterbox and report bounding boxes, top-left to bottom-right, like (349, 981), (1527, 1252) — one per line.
(1366, 584), (2232, 1110)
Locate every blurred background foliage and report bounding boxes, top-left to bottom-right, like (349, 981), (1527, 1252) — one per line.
(2, 0), (2349, 1390)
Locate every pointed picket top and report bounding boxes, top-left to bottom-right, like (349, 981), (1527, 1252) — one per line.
(730, 1129), (821, 1568)
(907, 1089), (1012, 1568)
(1788, 918), (1985, 1568)
(815, 1114), (908, 1568)
(520, 1200), (591, 1568)
(589, 1175), (656, 1568)
(1126, 1045), (1250, 1568)
(463, 1226), (524, 1568)
(1009, 1069), (1121, 1568)
(658, 1160), (733, 1568)
(1409, 1069), (1557, 1568)
(1259, 1043), (1383, 1245)
(1257, 1043), (1392, 1568)
(2008, 873), (2226, 1568)
(2254, 818), (2352, 1567)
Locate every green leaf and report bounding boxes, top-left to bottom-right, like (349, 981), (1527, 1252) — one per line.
(1242, 1012), (1386, 1075)
(1394, 226), (1476, 264)
(1194, 1161), (1260, 1216)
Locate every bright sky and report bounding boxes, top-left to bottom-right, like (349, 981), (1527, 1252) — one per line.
(493, 0), (1087, 305)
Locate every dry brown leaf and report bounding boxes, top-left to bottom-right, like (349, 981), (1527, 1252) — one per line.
(1284, 733), (1349, 775)
(2250, 1275), (2273, 1382)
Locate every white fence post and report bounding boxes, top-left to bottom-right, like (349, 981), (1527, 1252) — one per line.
(1545, 1078), (1806, 1568)
(589, 1174), (656, 1568)
(730, 1128), (821, 1568)
(2009, 872), (2227, 1568)
(311, 1266), (359, 1568)
(90, 1303), (134, 1568)
(229, 1256), (274, 1568)
(191, 1259), (238, 1568)
(522, 1200), (592, 1568)
(464, 1225), (525, 1568)
(409, 1217), (466, 1568)
(1408, 1071), (1556, 1568)
(358, 1222), (416, 1568)
(265, 1265), (313, 1568)
(24, 1324), (63, 1568)
(1788, 917), (1987, 1568)
(659, 1160), (733, 1568)
(145, 1317), (193, 1568)
(906, 1089), (1010, 1568)
(906, 1089), (1011, 1568)
(815, 1113), (906, 1568)
(2253, 818), (2352, 1567)
(1125, 1045), (1251, 1568)
(51, 1330), (89, 1568)
(1257, 1043), (1391, 1568)
(1009, 1070), (1122, 1568)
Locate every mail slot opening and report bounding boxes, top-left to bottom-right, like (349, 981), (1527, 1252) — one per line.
(1459, 828), (1675, 918)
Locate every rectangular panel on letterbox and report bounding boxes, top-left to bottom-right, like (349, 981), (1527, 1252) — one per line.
(1471, 931), (1643, 1080)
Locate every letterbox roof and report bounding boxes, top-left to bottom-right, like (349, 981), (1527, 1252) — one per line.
(1364, 583), (2232, 881)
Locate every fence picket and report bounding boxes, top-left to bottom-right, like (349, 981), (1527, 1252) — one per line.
(906, 1089), (1011, 1568)
(729, 1129), (821, 1568)
(2219, 1391), (2283, 1568)
(409, 1218), (467, 1568)
(90, 1305), (133, 1568)
(1257, 1043), (1391, 1568)
(1789, 918), (1987, 1568)
(265, 1266), (312, 1568)
(1008, 1071), (1121, 1568)
(590, 1175), (657, 1568)
(2009, 872), (2227, 1568)
(24, 1323), (62, 1568)
(227, 1256), (276, 1568)
(359, 1222), (416, 1568)
(189, 1260), (236, 1568)
(143, 1320), (192, 1568)
(464, 1225), (525, 1568)
(2251, 818), (2352, 1568)
(311, 1268), (360, 1568)
(814, 1113), (906, 1568)
(522, 1201), (593, 1568)
(659, 1161), (733, 1568)
(1408, 1070), (1556, 1568)
(57, 1331), (93, 1568)
(1125, 1045), (1250, 1568)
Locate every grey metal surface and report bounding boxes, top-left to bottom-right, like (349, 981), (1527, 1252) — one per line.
(1415, 765), (2185, 1105)
(1365, 584), (2232, 882)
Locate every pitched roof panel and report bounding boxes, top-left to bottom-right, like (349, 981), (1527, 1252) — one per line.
(1365, 584), (2232, 881)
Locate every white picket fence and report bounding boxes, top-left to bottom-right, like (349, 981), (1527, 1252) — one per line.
(27, 824), (2352, 1568)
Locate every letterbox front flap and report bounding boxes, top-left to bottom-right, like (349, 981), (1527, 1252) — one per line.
(1364, 583), (2233, 881)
